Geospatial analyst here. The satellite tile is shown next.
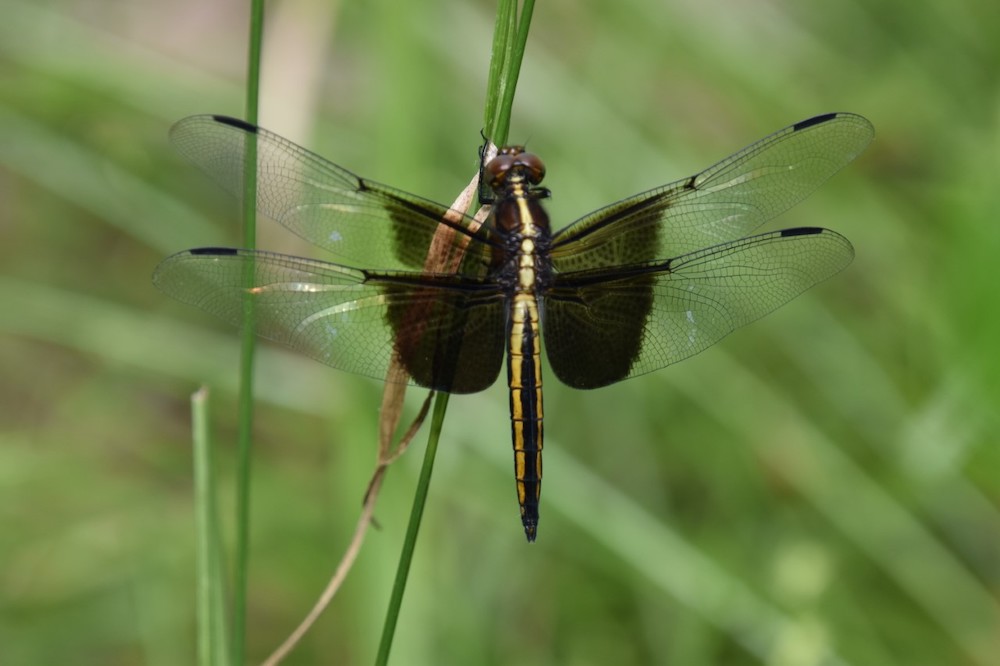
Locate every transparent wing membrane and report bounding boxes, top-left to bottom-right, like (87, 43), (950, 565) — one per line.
(170, 115), (494, 273)
(550, 113), (872, 271)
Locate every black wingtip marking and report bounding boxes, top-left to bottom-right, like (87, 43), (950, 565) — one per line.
(781, 227), (824, 237)
(793, 113), (838, 131)
(212, 115), (259, 134)
(189, 247), (240, 256)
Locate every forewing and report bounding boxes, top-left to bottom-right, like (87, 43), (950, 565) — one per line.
(170, 115), (494, 273)
(153, 248), (505, 393)
(549, 113), (872, 271)
(543, 227), (854, 389)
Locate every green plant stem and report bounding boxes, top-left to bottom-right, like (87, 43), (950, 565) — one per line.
(374, 392), (450, 666)
(192, 388), (229, 666)
(193, 387), (213, 666)
(232, 0), (265, 663)
(483, 0), (535, 145)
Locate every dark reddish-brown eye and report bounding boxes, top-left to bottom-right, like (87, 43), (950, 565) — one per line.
(516, 152), (546, 184)
(485, 155), (513, 188)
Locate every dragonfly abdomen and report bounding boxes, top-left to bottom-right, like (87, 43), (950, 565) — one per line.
(507, 293), (544, 542)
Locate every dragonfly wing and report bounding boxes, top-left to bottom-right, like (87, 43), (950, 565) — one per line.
(549, 113), (872, 271)
(170, 115), (495, 273)
(153, 248), (505, 393)
(543, 227), (854, 389)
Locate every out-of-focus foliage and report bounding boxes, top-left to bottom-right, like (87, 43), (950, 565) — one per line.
(1, 1), (998, 664)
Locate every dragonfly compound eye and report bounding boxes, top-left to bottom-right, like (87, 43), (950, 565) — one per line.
(514, 152), (546, 185)
(485, 154), (515, 189)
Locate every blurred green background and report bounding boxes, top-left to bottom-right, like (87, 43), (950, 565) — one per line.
(2, 0), (998, 664)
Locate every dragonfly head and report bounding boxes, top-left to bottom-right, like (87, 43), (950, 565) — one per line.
(485, 146), (546, 192)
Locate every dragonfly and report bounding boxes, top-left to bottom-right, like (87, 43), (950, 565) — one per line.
(154, 112), (873, 541)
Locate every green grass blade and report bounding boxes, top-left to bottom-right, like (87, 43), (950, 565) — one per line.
(483, 0), (535, 146)
(482, 0), (516, 141)
(232, 0), (266, 663)
(494, 0), (535, 144)
(375, 392), (450, 666)
(192, 388), (230, 666)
